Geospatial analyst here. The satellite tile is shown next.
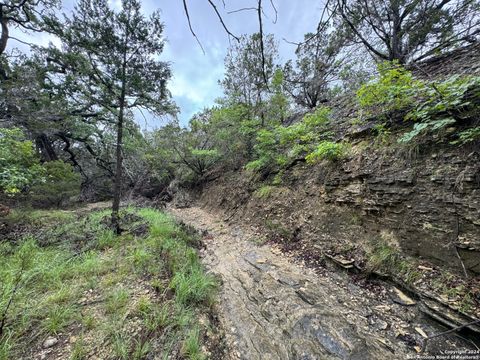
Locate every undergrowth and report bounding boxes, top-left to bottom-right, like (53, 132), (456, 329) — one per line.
(0, 206), (217, 359)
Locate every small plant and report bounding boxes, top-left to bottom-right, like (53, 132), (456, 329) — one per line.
(254, 185), (275, 199)
(136, 296), (152, 315)
(132, 338), (152, 360)
(0, 333), (14, 360)
(42, 304), (77, 335)
(0, 238), (37, 337)
(451, 127), (480, 144)
(143, 304), (170, 331)
(170, 265), (216, 307)
(81, 313), (96, 330)
(372, 123), (391, 146)
(71, 336), (88, 360)
(182, 326), (206, 360)
(305, 141), (349, 163)
(366, 240), (399, 273)
(105, 288), (129, 316)
(111, 334), (129, 360)
(97, 229), (116, 249)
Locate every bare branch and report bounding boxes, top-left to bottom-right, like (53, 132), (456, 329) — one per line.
(227, 7), (257, 15)
(269, 0), (278, 24)
(182, 0), (205, 54)
(257, 0), (269, 87)
(207, 0), (239, 41)
(8, 35), (35, 47)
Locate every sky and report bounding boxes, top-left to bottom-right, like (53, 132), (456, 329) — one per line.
(8, 0), (324, 128)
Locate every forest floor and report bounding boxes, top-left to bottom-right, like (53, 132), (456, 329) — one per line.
(169, 205), (480, 360)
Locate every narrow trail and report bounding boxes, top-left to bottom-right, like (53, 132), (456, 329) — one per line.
(170, 206), (421, 360)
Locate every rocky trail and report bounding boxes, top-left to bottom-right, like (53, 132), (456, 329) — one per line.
(169, 206), (479, 360)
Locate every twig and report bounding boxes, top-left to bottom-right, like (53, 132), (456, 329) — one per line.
(421, 318), (480, 352)
(269, 0), (277, 24)
(8, 36), (35, 47)
(206, 0), (240, 41)
(451, 193), (468, 279)
(227, 7), (256, 14)
(182, 0), (205, 54)
(283, 0), (335, 47)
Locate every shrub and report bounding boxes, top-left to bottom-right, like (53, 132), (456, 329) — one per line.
(30, 160), (81, 207)
(305, 141), (349, 163)
(0, 128), (45, 196)
(357, 61), (423, 114)
(399, 75), (480, 143)
(357, 62), (480, 144)
(246, 106), (333, 172)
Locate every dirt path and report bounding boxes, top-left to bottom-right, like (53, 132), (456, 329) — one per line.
(169, 206), (480, 360)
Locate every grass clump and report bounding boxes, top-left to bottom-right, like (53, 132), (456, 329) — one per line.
(170, 264), (217, 306)
(254, 185), (276, 199)
(105, 288), (130, 316)
(182, 326), (206, 360)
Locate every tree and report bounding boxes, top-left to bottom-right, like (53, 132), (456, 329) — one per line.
(0, 0), (59, 57)
(220, 33), (278, 116)
(333, 0), (480, 63)
(284, 29), (342, 109)
(45, 0), (174, 232)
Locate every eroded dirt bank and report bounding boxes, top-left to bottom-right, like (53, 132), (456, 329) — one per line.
(169, 206), (478, 360)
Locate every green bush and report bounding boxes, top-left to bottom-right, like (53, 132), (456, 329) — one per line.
(357, 61), (423, 114)
(246, 106), (333, 172)
(357, 62), (480, 144)
(30, 160), (81, 207)
(0, 128), (45, 196)
(305, 141), (349, 163)
(399, 75), (480, 143)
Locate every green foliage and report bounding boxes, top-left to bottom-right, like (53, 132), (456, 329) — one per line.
(0, 128), (45, 195)
(266, 68), (289, 122)
(246, 107), (334, 172)
(105, 288), (129, 316)
(357, 62), (480, 144)
(305, 141), (349, 163)
(372, 123), (391, 146)
(284, 29), (342, 108)
(170, 264), (216, 307)
(30, 160), (81, 207)
(366, 241), (399, 273)
(400, 75), (480, 143)
(357, 61), (422, 114)
(452, 127), (480, 145)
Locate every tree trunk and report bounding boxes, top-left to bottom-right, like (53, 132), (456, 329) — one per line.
(111, 95), (125, 234)
(0, 18), (8, 56)
(36, 134), (58, 162)
(111, 9), (130, 234)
